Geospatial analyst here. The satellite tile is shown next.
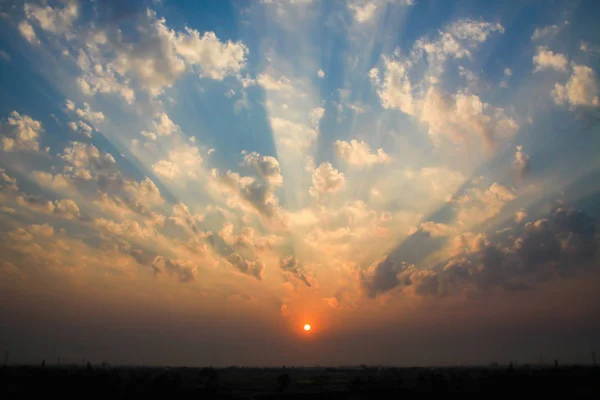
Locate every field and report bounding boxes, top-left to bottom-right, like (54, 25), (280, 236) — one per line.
(1, 364), (599, 397)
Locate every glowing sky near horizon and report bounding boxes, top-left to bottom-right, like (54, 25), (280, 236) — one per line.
(0, 0), (599, 367)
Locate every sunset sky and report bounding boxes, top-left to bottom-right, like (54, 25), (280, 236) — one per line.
(1, 0), (599, 367)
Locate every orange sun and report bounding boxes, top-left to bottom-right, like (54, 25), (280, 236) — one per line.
(303, 324), (311, 331)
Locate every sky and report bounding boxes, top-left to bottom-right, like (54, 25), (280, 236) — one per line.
(0, 0), (599, 367)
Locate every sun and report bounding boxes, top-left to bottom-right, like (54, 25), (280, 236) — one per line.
(303, 324), (311, 331)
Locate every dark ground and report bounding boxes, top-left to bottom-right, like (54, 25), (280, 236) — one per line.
(1, 363), (599, 397)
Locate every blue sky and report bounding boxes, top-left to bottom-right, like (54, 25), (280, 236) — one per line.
(0, 0), (599, 366)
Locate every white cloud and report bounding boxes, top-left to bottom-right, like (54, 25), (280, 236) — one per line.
(65, 100), (104, 125)
(61, 142), (116, 180)
(18, 21), (39, 45)
(309, 162), (345, 197)
(24, 1), (78, 35)
(372, 19), (505, 124)
(347, 0), (413, 24)
(334, 139), (391, 166)
(73, 9), (248, 102)
(420, 87), (518, 147)
(552, 64), (600, 107)
(348, 1), (379, 23)
(152, 160), (179, 179)
(372, 58), (415, 115)
(309, 107), (325, 129)
(531, 21), (568, 41)
(269, 117), (318, 149)
(141, 131), (157, 141)
(533, 46), (569, 72)
(174, 28), (248, 80)
(452, 182), (517, 227)
(153, 112), (179, 136)
(152, 143), (203, 179)
(68, 120), (93, 138)
(243, 152), (283, 186)
(1, 111), (43, 152)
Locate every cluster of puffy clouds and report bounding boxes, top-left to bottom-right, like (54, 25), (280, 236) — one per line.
(1, 0), (599, 313)
(362, 206), (598, 299)
(17, 0), (248, 105)
(532, 45), (599, 107)
(369, 19), (520, 150)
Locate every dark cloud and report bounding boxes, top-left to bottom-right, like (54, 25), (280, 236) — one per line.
(223, 253), (264, 280)
(279, 255), (311, 287)
(361, 259), (438, 298)
(152, 256), (196, 283)
(361, 206), (598, 299)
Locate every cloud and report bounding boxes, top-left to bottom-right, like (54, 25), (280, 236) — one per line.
(372, 19), (515, 149)
(24, 1), (79, 35)
(370, 59), (415, 115)
(73, 9), (248, 101)
(269, 117), (318, 150)
(65, 100), (105, 124)
(0, 168), (18, 192)
(68, 120), (93, 138)
(580, 41), (600, 54)
(309, 107), (325, 130)
(18, 21), (39, 45)
(94, 218), (154, 239)
(514, 209), (528, 224)
(170, 202), (204, 234)
(361, 257), (438, 298)
(334, 139), (391, 166)
(309, 162), (345, 198)
(174, 28), (248, 80)
(1, 111), (43, 152)
(152, 112), (179, 136)
(531, 21), (569, 41)
(54, 199), (81, 219)
(16, 196), (80, 219)
(552, 64), (600, 107)
(152, 143), (203, 179)
(60, 142), (116, 180)
(533, 46), (569, 72)
(140, 131), (157, 141)
(420, 87), (518, 147)
(362, 206), (598, 299)
(347, 0), (413, 24)
(212, 152), (284, 218)
(243, 151), (283, 186)
(411, 221), (455, 237)
(222, 253), (264, 280)
(512, 145), (530, 177)
(152, 255), (197, 283)
(451, 182), (517, 227)
(279, 255), (311, 287)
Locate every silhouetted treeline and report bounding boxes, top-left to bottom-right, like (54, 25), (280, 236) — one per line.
(1, 364), (599, 397)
